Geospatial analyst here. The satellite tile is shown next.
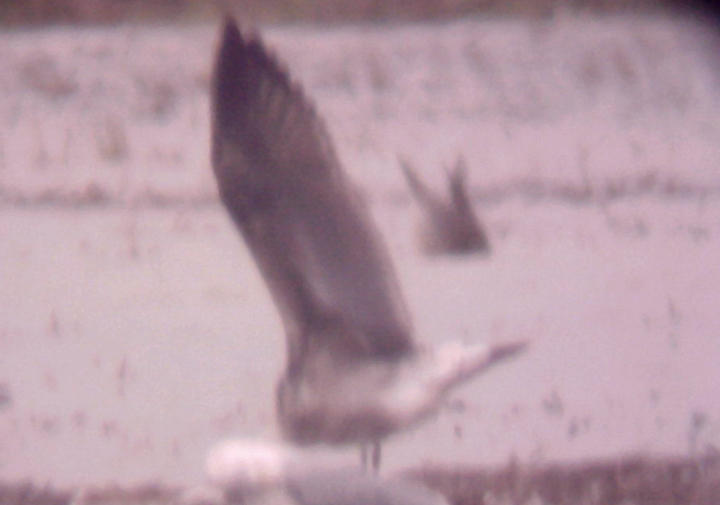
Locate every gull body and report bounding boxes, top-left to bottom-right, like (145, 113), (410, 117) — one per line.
(210, 17), (527, 468)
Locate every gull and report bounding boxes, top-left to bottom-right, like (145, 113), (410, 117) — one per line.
(399, 156), (491, 256)
(205, 439), (449, 505)
(210, 17), (527, 470)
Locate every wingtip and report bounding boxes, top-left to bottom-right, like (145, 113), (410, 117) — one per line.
(216, 15), (267, 67)
(221, 14), (240, 38)
(217, 14), (245, 56)
(211, 14), (269, 136)
(491, 339), (530, 361)
(213, 15), (291, 98)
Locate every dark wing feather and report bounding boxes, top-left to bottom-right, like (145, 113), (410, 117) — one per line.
(210, 18), (414, 364)
(398, 157), (438, 209)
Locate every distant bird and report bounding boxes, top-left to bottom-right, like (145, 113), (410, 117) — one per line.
(399, 157), (490, 256)
(206, 439), (449, 505)
(210, 17), (527, 470)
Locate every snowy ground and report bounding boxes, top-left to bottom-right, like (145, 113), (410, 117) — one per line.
(1, 14), (719, 488)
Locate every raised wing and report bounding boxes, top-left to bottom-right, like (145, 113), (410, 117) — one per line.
(210, 18), (414, 366)
(398, 157), (439, 210)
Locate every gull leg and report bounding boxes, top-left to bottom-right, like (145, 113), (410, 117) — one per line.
(360, 444), (368, 472)
(371, 440), (381, 473)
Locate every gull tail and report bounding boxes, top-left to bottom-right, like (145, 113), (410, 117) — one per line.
(433, 339), (529, 392)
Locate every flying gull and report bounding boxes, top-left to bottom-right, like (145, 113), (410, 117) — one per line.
(399, 156), (490, 255)
(210, 17), (527, 470)
(205, 439), (449, 505)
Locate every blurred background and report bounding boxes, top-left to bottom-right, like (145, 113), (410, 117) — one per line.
(0, 0), (718, 25)
(1, 0), (719, 503)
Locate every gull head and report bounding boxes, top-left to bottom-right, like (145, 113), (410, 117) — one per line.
(205, 439), (289, 500)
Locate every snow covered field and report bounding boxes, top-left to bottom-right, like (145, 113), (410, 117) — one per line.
(1, 14), (719, 488)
